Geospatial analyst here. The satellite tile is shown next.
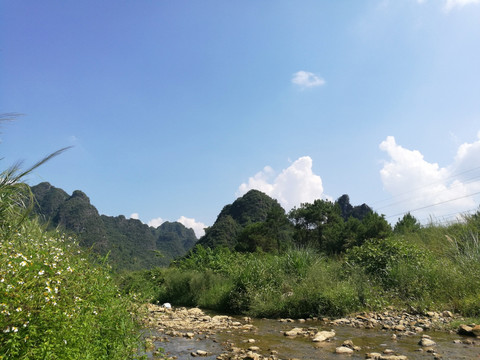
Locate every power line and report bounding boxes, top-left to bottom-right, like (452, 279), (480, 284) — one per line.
(371, 165), (480, 209)
(386, 190), (480, 219)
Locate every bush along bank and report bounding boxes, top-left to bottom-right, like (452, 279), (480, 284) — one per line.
(0, 220), (145, 359)
(0, 145), (145, 359)
(128, 213), (480, 322)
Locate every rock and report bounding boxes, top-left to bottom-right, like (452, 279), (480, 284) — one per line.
(284, 327), (303, 336)
(195, 350), (208, 356)
(458, 324), (474, 336)
(162, 302), (172, 309)
(244, 351), (261, 360)
(365, 353), (382, 359)
(379, 356), (407, 360)
(418, 337), (436, 347)
(472, 325), (480, 337)
(185, 332), (195, 338)
(442, 311), (453, 318)
(248, 346), (260, 351)
(335, 346), (354, 354)
(312, 330), (335, 342)
(342, 339), (354, 348)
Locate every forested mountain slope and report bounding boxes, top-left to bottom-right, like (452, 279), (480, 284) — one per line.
(30, 182), (197, 271)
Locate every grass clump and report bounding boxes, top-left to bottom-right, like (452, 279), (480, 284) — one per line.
(0, 135), (144, 359)
(134, 212), (480, 320)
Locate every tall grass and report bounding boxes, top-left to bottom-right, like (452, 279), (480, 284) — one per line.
(0, 137), (144, 359)
(131, 212), (480, 319)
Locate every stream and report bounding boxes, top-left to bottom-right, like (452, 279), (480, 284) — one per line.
(141, 306), (480, 360)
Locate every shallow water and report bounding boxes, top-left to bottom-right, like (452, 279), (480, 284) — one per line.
(146, 317), (480, 360)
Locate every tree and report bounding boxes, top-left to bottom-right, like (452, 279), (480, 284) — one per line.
(393, 213), (421, 234)
(361, 212), (392, 243)
(289, 199), (345, 253)
(235, 207), (293, 253)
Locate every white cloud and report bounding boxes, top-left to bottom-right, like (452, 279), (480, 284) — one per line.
(129, 213), (139, 220)
(379, 135), (480, 223)
(292, 71), (325, 89)
(148, 217), (165, 228)
(177, 216), (206, 239)
(444, 0), (480, 12)
(237, 156), (326, 211)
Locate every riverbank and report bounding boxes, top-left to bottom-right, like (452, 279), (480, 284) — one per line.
(143, 305), (479, 360)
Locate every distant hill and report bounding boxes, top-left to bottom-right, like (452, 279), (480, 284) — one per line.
(197, 189), (288, 249)
(30, 182), (197, 271)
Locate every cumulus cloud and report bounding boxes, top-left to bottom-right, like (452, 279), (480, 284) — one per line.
(292, 71), (325, 89)
(129, 213), (139, 220)
(237, 156), (326, 211)
(379, 135), (480, 223)
(177, 216), (206, 239)
(444, 0), (480, 11)
(148, 217), (165, 228)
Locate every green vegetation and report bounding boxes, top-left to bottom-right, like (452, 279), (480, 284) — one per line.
(0, 141), (144, 358)
(31, 182), (197, 271)
(122, 190), (480, 320)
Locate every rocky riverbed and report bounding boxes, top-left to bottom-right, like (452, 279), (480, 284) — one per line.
(142, 304), (480, 360)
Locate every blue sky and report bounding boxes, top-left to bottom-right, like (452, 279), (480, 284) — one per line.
(1, 0), (480, 237)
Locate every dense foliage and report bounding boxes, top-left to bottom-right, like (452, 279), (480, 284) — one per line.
(31, 182), (197, 271)
(0, 151), (144, 359)
(123, 189), (480, 320)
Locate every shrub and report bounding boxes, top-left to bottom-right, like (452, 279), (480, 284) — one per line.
(0, 221), (143, 359)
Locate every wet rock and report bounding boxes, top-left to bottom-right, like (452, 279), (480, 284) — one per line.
(312, 330), (335, 342)
(244, 350), (261, 360)
(418, 337), (436, 347)
(284, 327), (303, 336)
(335, 346), (354, 354)
(458, 324), (474, 336)
(472, 325), (480, 337)
(366, 352), (382, 359)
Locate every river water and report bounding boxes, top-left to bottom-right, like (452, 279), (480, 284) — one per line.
(145, 317), (479, 360)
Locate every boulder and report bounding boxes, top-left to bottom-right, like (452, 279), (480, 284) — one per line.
(457, 324), (474, 336)
(418, 337), (436, 347)
(472, 325), (480, 337)
(284, 327), (303, 337)
(335, 346), (354, 354)
(312, 330), (335, 342)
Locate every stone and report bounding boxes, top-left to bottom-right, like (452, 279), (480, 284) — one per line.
(419, 337), (436, 347)
(342, 339), (354, 348)
(284, 327), (303, 336)
(458, 324), (474, 336)
(472, 324), (480, 337)
(442, 311), (453, 318)
(312, 330), (335, 342)
(244, 351), (261, 360)
(335, 346), (354, 354)
(365, 353), (382, 359)
(196, 350), (208, 356)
